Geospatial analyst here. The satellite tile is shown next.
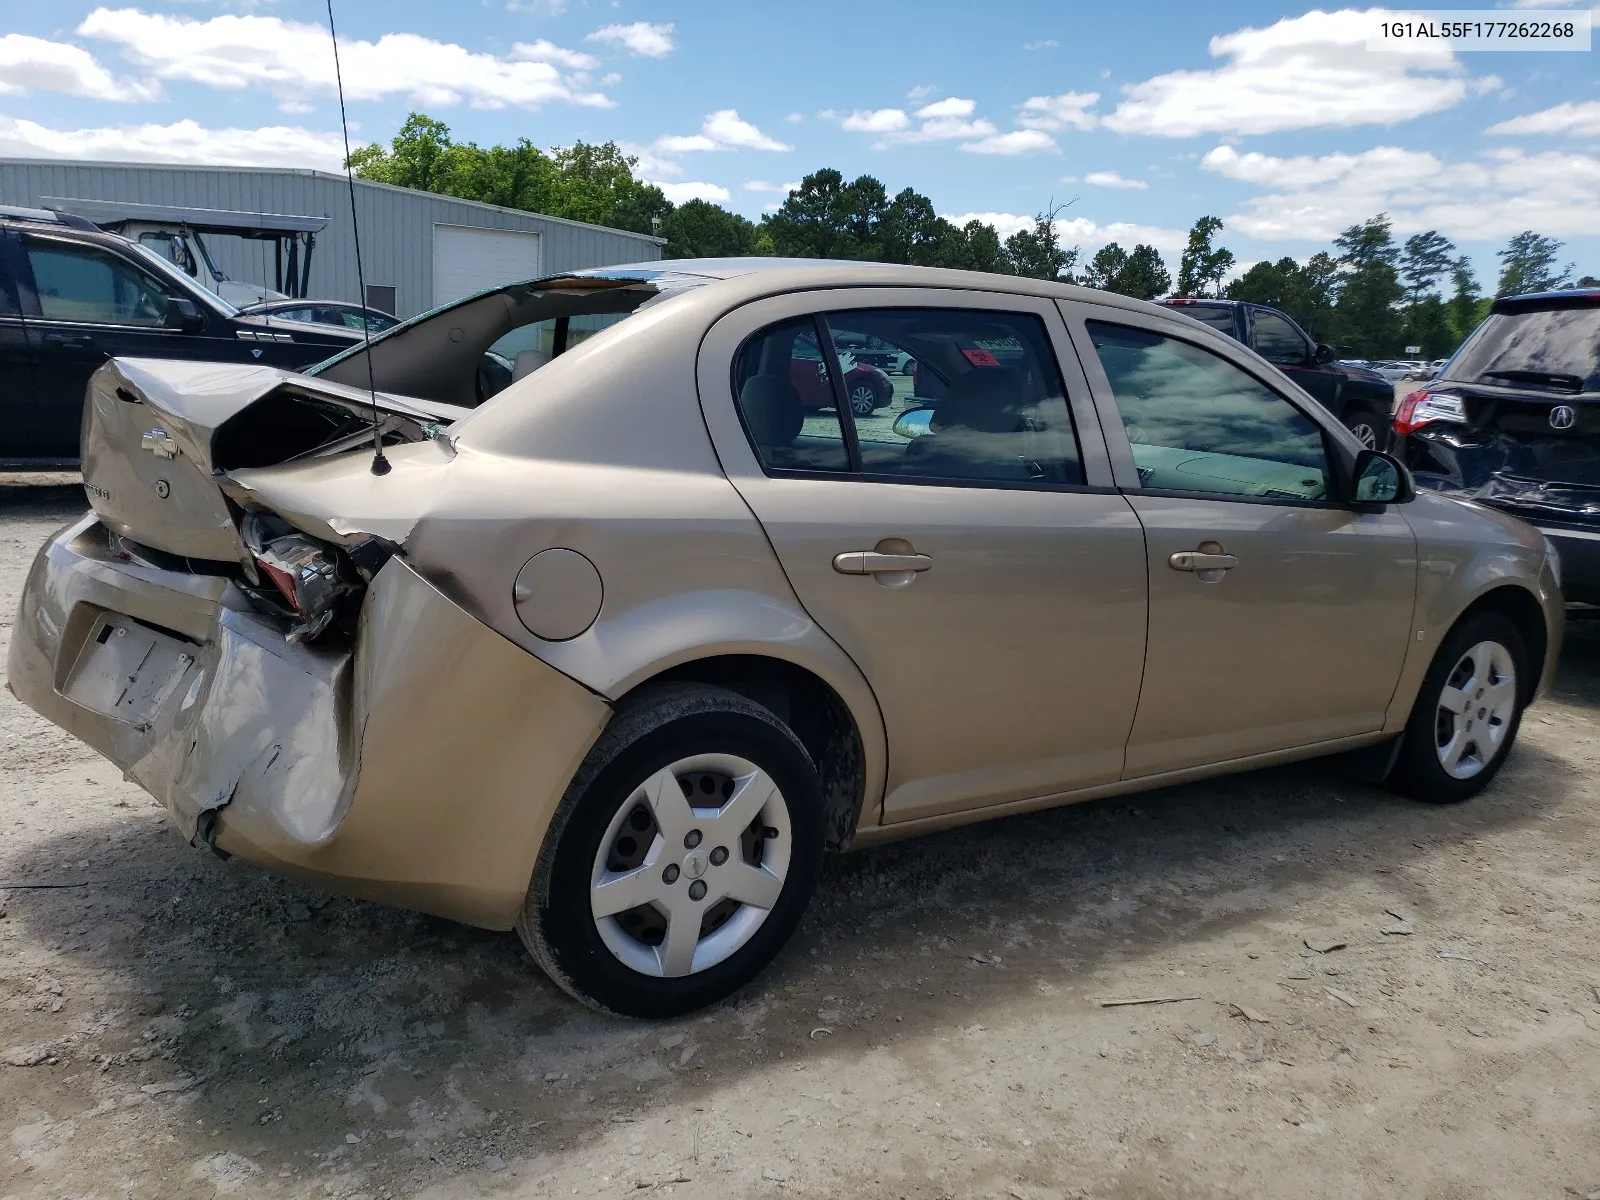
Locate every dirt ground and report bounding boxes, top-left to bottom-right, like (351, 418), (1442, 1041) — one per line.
(2, 473), (1597, 1200)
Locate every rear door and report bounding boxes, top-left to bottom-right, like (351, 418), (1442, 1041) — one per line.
(699, 288), (1149, 824)
(16, 233), (239, 457)
(0, 230), (38, 460)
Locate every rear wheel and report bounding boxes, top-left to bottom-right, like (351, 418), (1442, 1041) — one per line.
(1390, 610), (1528, 803)
(517, 685), (824, 1017)
(1342, 407), (1387, 451)
(849, 381), (881, 417)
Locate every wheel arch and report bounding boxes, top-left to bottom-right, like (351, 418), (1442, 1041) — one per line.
(615, 652), (877, 849)
(1453, 583), (1550, 701)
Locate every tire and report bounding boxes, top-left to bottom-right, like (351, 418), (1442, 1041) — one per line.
(848, 380), (881, 417)
(1342, 408), (1388, 451)
(516, 684), (824, 1018)
(1389, 609), (1528, 804)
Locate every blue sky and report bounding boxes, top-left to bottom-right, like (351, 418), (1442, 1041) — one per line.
(3, 1), (1597, 284)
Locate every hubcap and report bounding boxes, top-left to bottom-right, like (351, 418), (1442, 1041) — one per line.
(589, 753), (791, 978)
(1434, 640), (1517, 780)
(851, 386), (877, 414)
(1349, 421), (1377, 448)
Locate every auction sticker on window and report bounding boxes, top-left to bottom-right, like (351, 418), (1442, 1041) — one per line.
(1367, 9), (1591, 50)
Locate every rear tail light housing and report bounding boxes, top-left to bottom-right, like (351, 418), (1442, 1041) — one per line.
(1394, 390), (1467, 436)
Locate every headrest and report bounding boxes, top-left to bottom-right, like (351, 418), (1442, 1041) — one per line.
(513, 349), (551, 381)
(739, 375), (805, 447)
(931, 369), (1026, 434)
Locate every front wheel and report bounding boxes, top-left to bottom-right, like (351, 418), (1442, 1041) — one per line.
(1390, 610), (1528, 803)
(517, 685), (824, 1017)
(849, 381), (881, 417)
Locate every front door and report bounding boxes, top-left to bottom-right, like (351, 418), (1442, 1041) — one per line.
(0, 232), (37, 461)
(701, 291), (1148, 823)
(1067, 307), (1416, 777)
(16, 233), (234, 458)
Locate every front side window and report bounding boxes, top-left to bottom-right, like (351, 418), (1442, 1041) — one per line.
(26, 239), (173, 326)
(733, 308), (1084, 487)
(1087, 320), (1330, 501)
(1251, 310), (1310, 366)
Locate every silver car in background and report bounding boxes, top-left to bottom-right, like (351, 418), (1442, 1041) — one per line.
(8, 260), (1562, 1016)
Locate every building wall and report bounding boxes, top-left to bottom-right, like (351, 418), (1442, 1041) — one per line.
(0, 159), (663, 318)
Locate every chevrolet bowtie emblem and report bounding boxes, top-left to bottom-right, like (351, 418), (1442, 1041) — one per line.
(140, 428), (178, 459)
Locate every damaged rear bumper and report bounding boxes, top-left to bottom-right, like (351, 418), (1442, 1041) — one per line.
(7, 515), (611, 929)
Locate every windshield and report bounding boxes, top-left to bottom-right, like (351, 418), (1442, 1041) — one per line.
(126, 241), (239, 316)
(1444, 305), (1600, 392)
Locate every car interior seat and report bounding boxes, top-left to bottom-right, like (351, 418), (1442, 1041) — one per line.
(901, 369), (1033, 481)
(739, 374), (806, 465)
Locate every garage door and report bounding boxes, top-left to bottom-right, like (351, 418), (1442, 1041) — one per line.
(432, 225), (543, 308)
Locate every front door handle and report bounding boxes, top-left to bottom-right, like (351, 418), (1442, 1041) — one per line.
(1168, 541), (1238, 583)
(833, 551), (933, 575)
(43, 332), (95, 349)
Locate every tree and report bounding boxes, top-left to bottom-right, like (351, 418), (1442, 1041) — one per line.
(1081, 242), (1129, 291)
(1579, 275), (1600, 288)
(1495, 231), (1574, 296)
(1398, 230), (1456, 306)
(1175, 216), (1234, 297)
(1082, 242), (1170, 299)
(660, 200), (760, 258)
(1004, 202), (1079, 282)
(1330, 214), (1404, 357)
(1445, 255), (1489, 344)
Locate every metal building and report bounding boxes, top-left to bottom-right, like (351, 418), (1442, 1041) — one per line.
(0, 158), (665, 319)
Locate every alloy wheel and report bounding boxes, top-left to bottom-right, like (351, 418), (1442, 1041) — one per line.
(589, 753), (792, 978)
(1433, 639), (1517, 780)
(1347, 419), (1379, 449)
(850, 384), (879, 416)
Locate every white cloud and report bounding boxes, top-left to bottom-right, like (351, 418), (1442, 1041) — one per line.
(0, 32), (160, 101)
(1105, 9), (1475, 136)
(840, 108), (910, 134)
(0, 113), (346, 169)
(867, 97), (997, 147)
(1023, 38), (1060, 50)
(509, 38), (598, 70)
(962, 129), (1059, 155)
(744, 179), (800, 194)
(906, 83), (938, 102)
(1202, 142), (1600, 242)
(1018, 92), (1100, 132)
(77, 7), (612, 111)
(943, 210), (1188, 255)
(1487, 100), (1600, 138)
(585, 21), (675, 58)
(785, 111), (804, 123)
(656, 109), (790, 154)
(1084, 170), (1148, 189)
(651, 180), (731, 204)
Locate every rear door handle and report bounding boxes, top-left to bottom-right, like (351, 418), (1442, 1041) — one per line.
(832, 551), (933, 575)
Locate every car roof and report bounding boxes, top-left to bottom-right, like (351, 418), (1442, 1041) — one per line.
(1492, 288), (1600, 313)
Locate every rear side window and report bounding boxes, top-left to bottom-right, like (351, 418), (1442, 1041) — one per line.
(1444, 305), (1600, 392)
(25, 238), (173, 326)
(732, 308), (1084, 487)
(1169, 304), (1237, 336)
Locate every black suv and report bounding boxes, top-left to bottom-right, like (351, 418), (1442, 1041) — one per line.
(1159, 299), (1395, 450)
(1394, 289), (1600, 605)
(0, 206), (361, 466)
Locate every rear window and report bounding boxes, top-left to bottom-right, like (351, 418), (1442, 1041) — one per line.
(1166, 304), (1237, 336)
(1444, 304), (1600, 392)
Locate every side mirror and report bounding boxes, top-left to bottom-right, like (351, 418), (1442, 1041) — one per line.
(166, 297), (205, 333)
(891, 407), (935, 439)
(1351, 449), (1415, 505)
(1314, 343), (1336, 364)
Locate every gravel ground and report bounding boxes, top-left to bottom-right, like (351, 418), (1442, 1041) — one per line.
(1, 474), (1597, 1200)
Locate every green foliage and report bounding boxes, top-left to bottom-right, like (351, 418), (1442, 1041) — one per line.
(1083, 242), (1170, 300)
(1495, 231), (1573, 297)
(1224, 253), (1337, 340)
(1330, 215), (1405, 357)
(1399, 230), (1456, 306)
(1004, 206), (1079, 282)
(660, 200), (760, 258)
(1175, 216), (1234, 298)
(1446, 255), (1490, 344)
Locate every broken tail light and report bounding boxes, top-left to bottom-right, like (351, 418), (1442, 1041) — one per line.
(241, 512), (358, 643)
(1394, 390), (1468, 437)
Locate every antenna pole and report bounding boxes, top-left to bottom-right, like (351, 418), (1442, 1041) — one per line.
(326, 0), (389, 476)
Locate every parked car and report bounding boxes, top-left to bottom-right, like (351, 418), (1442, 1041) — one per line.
(0, 206), (362, 465)
(1394, 288), (1600, 604)
(1159, 299), (1395, 448)
(238, 298), (400, 335)
(9, 260), (1561, 1018)
(790, 327), (893, 415)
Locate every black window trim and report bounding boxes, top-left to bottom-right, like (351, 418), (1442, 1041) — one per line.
(1082, 313), (1347, 507)
(17, 231), (184, 332)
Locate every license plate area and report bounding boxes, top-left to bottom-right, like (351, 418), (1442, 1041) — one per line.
(63, 612), (196, 727)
